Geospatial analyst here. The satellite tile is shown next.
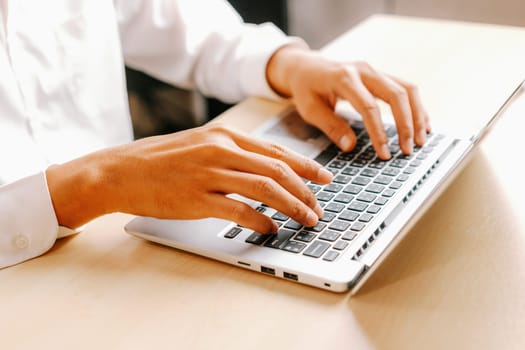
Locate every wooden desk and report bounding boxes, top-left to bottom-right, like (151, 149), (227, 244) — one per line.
(2, 15), (525, 350)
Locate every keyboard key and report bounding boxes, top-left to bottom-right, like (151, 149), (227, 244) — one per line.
(348, 202), (368, 212)
(367, 205), (381, 214)
(319, 212), (336, 222)
(351, 222), (366, 231)
(342, 167), (360, 176)
(382, 167), (400, 177)
(319, 230), (341, 241)
(307, 184), (322, 194)
(368, 159), (386, 169)
(294, 231), (316, 242)
(397, 174), (409, 182)
(343, 184), (362, 195)
(263, 229), (295, 249)
(272, 212), (289, 221)
(339, 210), (359, 222)
(352, 176), (371, 186)
(284, 220), (303, 230)
(328, 160), (347, 169)
(366, 183), (385, 194)
(224, 227), (242, 239)
(374, 197), (389, 206)
(324, 183), (343, 193)
(334, 193), (354, 204)
(342, 231), (357, 241)
(328, 220), (351, 232)
(333, 240), (349, 250)
(357, 192), (377, 203)
(358, 213), (374, 222)
(323, 250), (340, 262)
(281, 241), (307, 253)
(245, 232), (270, 245)
(304, 222), (327, 232)
(390, 181), (402, 189)
(374, 175), (393, 185)
(382, 188), (396, 197)
(360, 168), (379, 177)
(325, 202), (346, 213)
(317, 191), (334, 202)
(314, 147), (338, 166)
(303, 240), (330, 258)
(333, 175), (352, 184)
(403, 166), (416, 174)
(391, 159), (408, 168)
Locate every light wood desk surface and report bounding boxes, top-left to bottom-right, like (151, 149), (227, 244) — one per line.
(2, 15), (525, 350)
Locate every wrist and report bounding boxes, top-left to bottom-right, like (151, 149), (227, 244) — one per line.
(266, 43), (310, 97)
(45, 151), (114, 229)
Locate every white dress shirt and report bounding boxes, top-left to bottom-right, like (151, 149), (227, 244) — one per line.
(0, 0), (297, 268)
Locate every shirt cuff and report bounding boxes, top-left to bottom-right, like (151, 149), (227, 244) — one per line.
(0, 172), (59, 268)
(237, 23), (308, 101)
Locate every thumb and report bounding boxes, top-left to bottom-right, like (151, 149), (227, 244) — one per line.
(297, 95), (357, 152)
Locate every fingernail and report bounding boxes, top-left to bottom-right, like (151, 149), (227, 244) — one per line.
(317, 167), (333, 183)
(270, 221), (279, 234)
(339, 135), (351, 151)
(381, 143), (391, 159)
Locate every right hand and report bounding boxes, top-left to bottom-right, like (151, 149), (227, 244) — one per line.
(46, 124), (333, 233)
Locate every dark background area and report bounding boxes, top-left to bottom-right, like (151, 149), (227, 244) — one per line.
(126, 0), (289, 139)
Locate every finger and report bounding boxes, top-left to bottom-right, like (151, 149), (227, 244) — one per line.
(217, 148), (321, 215)
(212, 170), (320, 228)
(227, 129), (333, 184)
(358, 65), (415, 155)
(295, 94), (358, 153)
(333, 67), (391, 160)
(388, 75), (432, 146)
(206, 194), (278, 234)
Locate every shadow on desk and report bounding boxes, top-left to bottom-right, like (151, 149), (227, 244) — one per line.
(348, 149), (524, 349)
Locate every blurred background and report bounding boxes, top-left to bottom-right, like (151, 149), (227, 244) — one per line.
(127, 0), (525, 139)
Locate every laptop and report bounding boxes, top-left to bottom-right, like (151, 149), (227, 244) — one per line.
(124, 16), (525, 293)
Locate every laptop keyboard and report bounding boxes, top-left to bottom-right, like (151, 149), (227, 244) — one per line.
(224, 122), (444, 262)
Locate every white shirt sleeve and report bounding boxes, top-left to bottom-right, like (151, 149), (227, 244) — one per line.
(0, 173), (59, 269)
(114, 0), (305, 103)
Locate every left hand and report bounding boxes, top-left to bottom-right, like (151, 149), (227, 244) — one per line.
(266, 45), (431, 160)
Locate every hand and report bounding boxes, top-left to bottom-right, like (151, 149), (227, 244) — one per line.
(266, 45), (431, 159)
(46, 124), (333, 233)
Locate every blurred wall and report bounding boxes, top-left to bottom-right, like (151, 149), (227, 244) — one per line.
(288, 0), (525, 49)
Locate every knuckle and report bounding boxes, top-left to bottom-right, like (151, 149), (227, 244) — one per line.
(268, 142), (287, 159)
(209, 123), (230, 135)
(354, 60), (373, 73)
(389, 86), (409, 104)
(228, 202), (250, 223)
(289, 201), (305, 221)
(360, 101), (381, 116)
(254, 178), (276, 197)
(270, 160), (290, 182)
(204, 143), (231, 157)
(301, 187), (317, 207)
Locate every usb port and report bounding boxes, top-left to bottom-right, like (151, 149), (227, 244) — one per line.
(283, 272), (298, 281)
(260, 266), (275, 275)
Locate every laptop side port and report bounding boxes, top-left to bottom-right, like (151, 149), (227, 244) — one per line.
(260, 266), (275, 275)
(283, 272), (298, 281)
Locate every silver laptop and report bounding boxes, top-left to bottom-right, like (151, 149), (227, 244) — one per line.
(125, 17), (525, 293)
(124, 79), (523, 293)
